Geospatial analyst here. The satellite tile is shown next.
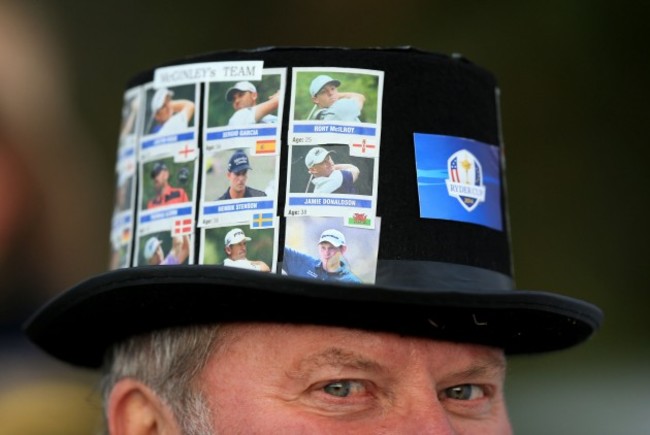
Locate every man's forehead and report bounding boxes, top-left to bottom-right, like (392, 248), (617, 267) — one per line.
(214, 322), (506, 372)
(287, 347), (385, 380)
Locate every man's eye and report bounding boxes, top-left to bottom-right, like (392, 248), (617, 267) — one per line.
(323, 380), (364, 397)
(443, 384), (485, 401)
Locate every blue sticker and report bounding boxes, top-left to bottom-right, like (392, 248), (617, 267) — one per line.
(413, 133), (502, 231)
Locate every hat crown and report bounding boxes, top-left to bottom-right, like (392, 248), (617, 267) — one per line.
(119, 47), (512, 281)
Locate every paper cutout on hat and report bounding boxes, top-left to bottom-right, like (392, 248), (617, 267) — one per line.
(136, 231), (192, 266)
(413, 133), (503, 231)
(199, 143), (278, 227)
(199, 218), (278, 272)
(203, 69), (285, 151)
(282, 216), (380, 284)
(110, 86), (143, 270)
(136, 156), (197, 258)
(174, 143), (197, 163)
(139, 157), (195, 211)
(288, 67), (384, 149)
(153, 61), (263, 88)
(251, 212), (274, 228)
(349, 138), (378, 158)
(140, 83), (199, 160)
(284, 143), (378, 221)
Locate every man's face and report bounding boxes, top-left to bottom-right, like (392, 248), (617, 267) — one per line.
(226, 241), (247, 261)
(231, 90), (257, 111)
(154, 97), (173, 123)
(312, 84), (339, 108)
(226, 169), (248, 194)
(318, 241), (342, 266)
(199, 323), (512, 434)
(152, 169), (169, 193)
(308, 155), (334, 177)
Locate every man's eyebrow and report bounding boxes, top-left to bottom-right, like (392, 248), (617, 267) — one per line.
(287, 347), (384, 379)
(450, 353), (507, 381)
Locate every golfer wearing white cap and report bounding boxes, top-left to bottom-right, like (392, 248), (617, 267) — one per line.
(304, 146), (359, 194)
(307, 74), (365, 121)
(223, 228), (270, 272)
(148, 87), (195, 135)
(226, 81), (279, 126)
(282, 228), (361, 282)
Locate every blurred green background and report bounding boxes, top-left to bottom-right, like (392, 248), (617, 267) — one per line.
(2, 0), (648, 433)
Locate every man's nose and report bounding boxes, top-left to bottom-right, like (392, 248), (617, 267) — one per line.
(391, 387), (457, 435)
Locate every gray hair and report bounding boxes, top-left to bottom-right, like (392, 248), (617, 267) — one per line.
(100, 324), (221, 434)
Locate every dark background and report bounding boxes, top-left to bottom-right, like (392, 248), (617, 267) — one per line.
(5, 0), (649, 433)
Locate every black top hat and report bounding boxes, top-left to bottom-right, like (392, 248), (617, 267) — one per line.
(24, 47), (602, 368)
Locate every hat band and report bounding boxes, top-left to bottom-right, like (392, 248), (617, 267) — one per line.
(275, 259), (513, 291)
(375, 260), (514, 291)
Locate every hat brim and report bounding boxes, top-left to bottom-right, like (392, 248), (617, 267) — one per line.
(24, 265), (602, 368)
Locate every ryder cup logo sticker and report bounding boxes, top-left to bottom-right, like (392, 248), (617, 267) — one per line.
(445, 150), (486, 212)
(413, 132), (502, 231)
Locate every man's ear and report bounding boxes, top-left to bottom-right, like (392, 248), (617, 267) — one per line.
(107, 378), (180, 435)
(339, 245), (347, 255)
